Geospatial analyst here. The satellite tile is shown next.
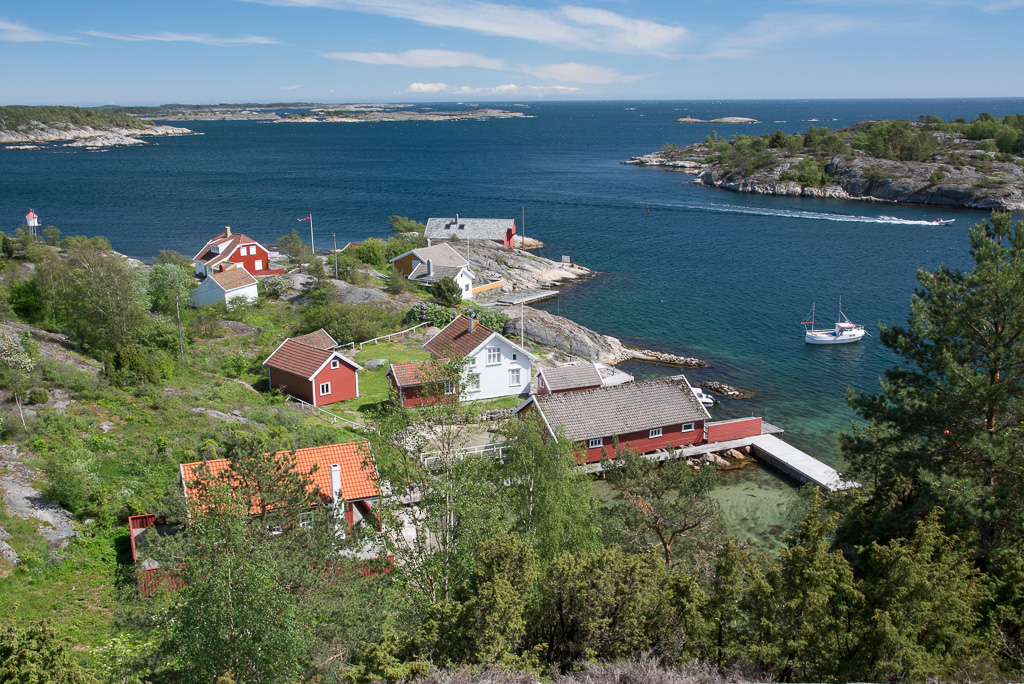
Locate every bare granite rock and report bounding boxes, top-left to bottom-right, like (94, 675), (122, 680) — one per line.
(191, 407), (251, 424)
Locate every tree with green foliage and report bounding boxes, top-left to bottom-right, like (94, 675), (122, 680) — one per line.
(851, 120), (938, 162)
(101, 344), (161, 388)
(388, 215), (426, 236)
(301, 258), (335, 307)
(355, 237), (388, 269)
(431, 276), (463, 307)
(300, 301), (402, 345)
(384, 264), (415, 295)
(1, 234), (14, 259)
(0, 620), (99, 683)
(147, 262), (196, 314)
(604, 446), (722, 571)
(841, 212), (1024, 554)
(277, 228), (313, 264)
(154, 249), (193, 269)
(41, 225), (60, 246)
(498, 413), (601, 562)
(332, 249), (368, 286)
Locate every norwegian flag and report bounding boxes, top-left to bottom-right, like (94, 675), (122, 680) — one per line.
(297, 214), (312, 221)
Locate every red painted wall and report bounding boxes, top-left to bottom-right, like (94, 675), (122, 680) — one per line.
(390, 376), (459, 408)
(311, 361), (359, 406)
(706, 418), (762, 443)
(269, 367), (315, 405)
(221, 244), (270, 275)
(578, 421), (705, 464)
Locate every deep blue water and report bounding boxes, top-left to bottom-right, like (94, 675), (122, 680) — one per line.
(4, 98), (1024, 477)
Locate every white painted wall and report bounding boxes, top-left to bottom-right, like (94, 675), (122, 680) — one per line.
(456, 269), (474, 300)
(189, 279), (258, 308)
(463, 335), (531, 401)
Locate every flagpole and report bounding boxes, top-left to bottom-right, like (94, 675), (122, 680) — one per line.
(309, 213), (315, 253)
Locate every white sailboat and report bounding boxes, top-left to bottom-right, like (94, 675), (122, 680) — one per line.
(803, 300), (866, 345)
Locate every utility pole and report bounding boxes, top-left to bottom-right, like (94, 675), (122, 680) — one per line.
(333, 233), (338, 279)
(521, 301), (525, 350)
(175, 296), (185, 364)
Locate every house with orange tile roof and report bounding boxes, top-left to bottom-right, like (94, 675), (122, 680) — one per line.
(179, 441), (381, 529)
(263, 329), (362, 406)
(188, 266), (259, 308)
(192, 226), (285, 278)
(423, 314), (534, 401)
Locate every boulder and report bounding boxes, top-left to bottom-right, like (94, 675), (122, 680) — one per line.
(503, 306), (630, 364)
(363, 359), (389, 371)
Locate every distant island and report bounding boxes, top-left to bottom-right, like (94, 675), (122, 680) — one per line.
(676, 116), (760, 124)
(0, 105), (195, 149)
(626, 114), (1024, 211)
(127, 103), (525, 123)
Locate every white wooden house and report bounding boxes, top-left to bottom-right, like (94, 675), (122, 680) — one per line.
(423, 315), (534, 401)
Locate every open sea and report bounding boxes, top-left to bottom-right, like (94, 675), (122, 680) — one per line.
(5, 98), (1024, 544)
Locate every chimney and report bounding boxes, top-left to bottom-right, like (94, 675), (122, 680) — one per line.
(454, 213), (460, 230)
(224, 226), (232, 237)
(330, 463), (342, 506)
(426, 259), (433, 277)
(468, 312), (476, 333)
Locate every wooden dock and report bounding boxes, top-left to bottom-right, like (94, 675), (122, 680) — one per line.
(492, 288), (558, 306)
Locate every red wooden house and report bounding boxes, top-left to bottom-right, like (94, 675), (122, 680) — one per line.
(127, 514), (184, 597)
(179, 441), (381, 529)
(516, 375), (712, 464)
(193, 226), (285, 278)
(386, 361), (458, 408)
(263, 329), (362, 406)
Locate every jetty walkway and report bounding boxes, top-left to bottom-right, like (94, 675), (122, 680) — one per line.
(489, 288), (558, 306)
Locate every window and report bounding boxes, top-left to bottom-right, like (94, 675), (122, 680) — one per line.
(330, 359), (340, 369)
(268, 524), (283, 535)
(512, 353), (517, 360)
(444, 381), (456, 395)
(254, 259), (263, 271)
(467, 373), (480, 391)
(588, 437), (603, 449)
(463, 283), (470, 291)
(320, 382), (331, 396)
(239, 246), (248, 256)
(509, 368), (521, 386)
(299, 512), (314, 528)
(649, 427), (663, 439)
(486, 347), (501, 365)
(681, 422), (695, 432)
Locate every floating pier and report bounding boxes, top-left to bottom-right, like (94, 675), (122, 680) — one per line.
(492, 288), (558, 306)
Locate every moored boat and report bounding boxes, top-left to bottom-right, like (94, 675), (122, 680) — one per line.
(802, 301), (866, 345)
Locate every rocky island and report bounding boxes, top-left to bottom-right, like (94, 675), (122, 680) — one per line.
(626, 114), (1024, 211)
(128, 103), (525, 123)
(0, 106), (195, 150)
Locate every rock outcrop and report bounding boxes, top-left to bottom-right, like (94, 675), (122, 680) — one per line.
(1, 122), (197, 148)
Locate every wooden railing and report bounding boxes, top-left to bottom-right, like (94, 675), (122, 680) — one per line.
(340, 322), (428, 351)
(284, 395), (377, 432)
(419, 442), (510, 469)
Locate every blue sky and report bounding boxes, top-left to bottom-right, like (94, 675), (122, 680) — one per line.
(2, 0), (1023, 105)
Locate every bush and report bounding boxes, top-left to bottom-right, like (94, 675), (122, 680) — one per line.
(862, 166), (890, 183)
(300, 302), (403, 344)
(355, 238), (388, 269)
(384, 265), (415, 295)
(406, 302), (510, 332)
(432, 277), (463, 307)
(101, 345), (161, 388)
(260, 274), (290, 300)
(27, 388), (48, 404)
(929, 170), (947, 185)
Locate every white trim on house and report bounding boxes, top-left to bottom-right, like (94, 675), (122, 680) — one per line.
(588, 437), (604, 449)
(649, 427), (663, 439)
(307, 351), (363, 380)
(320, 382), (331, 396)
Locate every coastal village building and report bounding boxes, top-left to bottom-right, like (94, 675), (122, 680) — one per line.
(425, 216), (516, 247)
(188, 267), (258, 308)
(516, 375), (711, 463)
(179, 441), (381, 529)
(193, 226), (284, 278)
(386, 361), (457, 408)
(536, 363), (604, 394)
(423, 315), (534, 401)
(389, 243), (476, 300)
(263, 329), (363, 406)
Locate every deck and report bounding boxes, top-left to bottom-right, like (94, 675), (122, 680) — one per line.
(490, 288), (558, 306)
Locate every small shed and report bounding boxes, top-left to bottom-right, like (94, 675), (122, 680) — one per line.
(263, 332), (362, 406)
(386, 361), (458, 407)
(189, 267), (258, 308)
(536, 363), (604, 394)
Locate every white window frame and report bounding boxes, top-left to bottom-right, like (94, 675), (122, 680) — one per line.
(240, 246), (248, 256)
(268, 524), (283, 536)
(299, 512), (314, 528)
(486, 347), (501, 365)
(443, 381), (456, 395)
(320, 382), (331, 396)
(649, 427), (663, 439)
(681, 422), (695, 432)
(509, 368), (521, 386)
(254, 259), (263, 271)
(330, 359), (340, 369)
(588, 437), (603, 449)
(467, 372), (480, 391)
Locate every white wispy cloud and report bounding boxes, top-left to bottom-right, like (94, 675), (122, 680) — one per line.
(82, 31), (279, 47)
(281, 84), (302, 90)
(324, 48), (507, 70)
(403, 82), (581, 95)
(324, 48), (646, 84)
(243, 0), (685, 55)
(0, 19), (79, 43)
(702, 14), (870, 59)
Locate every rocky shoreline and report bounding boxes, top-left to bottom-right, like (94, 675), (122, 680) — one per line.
(625, 132), (1024, 212)
(1, 122), (197, 149)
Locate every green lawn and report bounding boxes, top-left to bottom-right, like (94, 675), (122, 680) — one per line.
(347, 340), (432, 413)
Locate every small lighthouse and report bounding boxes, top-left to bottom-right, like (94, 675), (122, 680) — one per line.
(24, 209), (39, 239)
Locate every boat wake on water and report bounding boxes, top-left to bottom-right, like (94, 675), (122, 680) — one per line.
(654, 201), (954, 226)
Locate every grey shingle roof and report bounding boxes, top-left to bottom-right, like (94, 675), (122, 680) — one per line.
(538, 364), (603, 392)
(408, 264), (472, 284)
(425, 217), (515, 241)
(532, 375), (710, 442)
(409, 243), (469, 268)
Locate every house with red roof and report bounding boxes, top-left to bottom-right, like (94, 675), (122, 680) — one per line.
(386, 361), (458, 408)
(179, 441), (381, 529)
(189, 266), (258, 308)
(423, 314), (534, 401)
(263, 329), (362, 406)
(193, 226), (284, 278)
(516, 375), (712, 464)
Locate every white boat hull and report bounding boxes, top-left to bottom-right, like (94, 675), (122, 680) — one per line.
(805, 329), (865, 344)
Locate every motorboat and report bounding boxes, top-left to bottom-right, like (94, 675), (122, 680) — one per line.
(934, 218), (955, 225)
(803, 301), (866, 345)
(691, 386), (716, 408)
